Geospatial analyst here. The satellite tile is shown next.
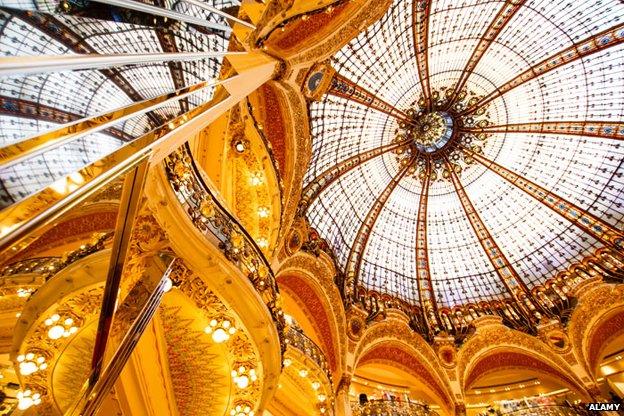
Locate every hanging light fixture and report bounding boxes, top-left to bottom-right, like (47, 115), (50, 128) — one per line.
(204, 317), (237, 343)
(17, 352), (47, 376)
(229, 402), (255, 416)
(17, 389), (42, 410)
(44, 314), (78, 340)
(231, 364), (258, 389)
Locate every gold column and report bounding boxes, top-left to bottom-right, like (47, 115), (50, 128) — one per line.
(335, 374), (353, 416)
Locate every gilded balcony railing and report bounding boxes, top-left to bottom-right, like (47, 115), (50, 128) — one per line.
(0, 232), (113, 281)
(165, 143), (286, 350)
(0, 2), (274, 414)
(352, 399), (439, 416)
(498, 404), (600, 416)
(284, 326), (331, 382)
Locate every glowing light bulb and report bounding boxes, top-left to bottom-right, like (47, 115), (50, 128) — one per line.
(212, 328), (229, 343)
(249, 173), (264, 186)
(17, 390), (41, 410)
(162, 277), (173, 293)
(234, 141), (246, 153)
(299, 369), (308, 378)
(17, 396), (33, 410)
(48, 325), (65, 340)
(257, 207), (269, 218)
(311, 381), (321, 390)
(19, 361), (38, 376)
(235, 375), (249, 389)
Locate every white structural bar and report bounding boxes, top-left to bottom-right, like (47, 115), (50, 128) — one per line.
(181, 0), (255, 29)
(0, 77), (227, 169)
(0, 51), (243, 76)
(90, 0), (234, 32)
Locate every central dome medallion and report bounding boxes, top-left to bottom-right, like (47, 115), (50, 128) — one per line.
(407, 111), (454, 153)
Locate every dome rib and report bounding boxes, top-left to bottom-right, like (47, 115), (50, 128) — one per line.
(462, 22), (624, 115)
(414, 159), (439, 327)
(444, 156), (531, 302)
(462, 121), (624, 141)
(344, 155), (417, 299)
(412, 0), (433, 110)
(445, 0), (525, 109)
(300, 139), (410, 211)
(463, 146), (624, 250)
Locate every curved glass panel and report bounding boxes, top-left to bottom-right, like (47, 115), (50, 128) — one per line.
(305, 0), (624, 307)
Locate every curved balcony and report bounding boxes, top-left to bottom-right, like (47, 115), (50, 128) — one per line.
(0, 232), (112, 282)
(352, 399), (439, 416)
(498, 404), (600, 416)
(284, 326), (331, 382)
(164, 143), (285, 348)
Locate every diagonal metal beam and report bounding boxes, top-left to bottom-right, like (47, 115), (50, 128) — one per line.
(462, 120), (624, 141)
(344, 156), (416, 299)
(414, 158), (439, 329)
(89, 161), (149, 382)
(446, 0), (524, 108)
(68, 254), (176, 416)
(180, 0), (255, 29)
(0, 95), (131, 142)
(462, 146), (624, 249)
(329, 73), (413, 124)
(6, 10), (163, 127)
(0, 80), (216, 168)
(90, 0), (233, 33)
(300, 140), (410, 210)
(413, 0), (433, 110)
(445, 157), (529, 300)
(0, 51), (236, 76)
(462, 23), (624, 115)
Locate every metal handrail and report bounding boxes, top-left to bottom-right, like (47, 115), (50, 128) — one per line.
(0, 233), (113, 280)
(352, 398), (439, 416)
(285, 326), (331, 382)
(164, 143), (285, 350)
(499, 404), (600, 416)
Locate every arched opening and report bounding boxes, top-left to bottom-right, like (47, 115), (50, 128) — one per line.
(352, 342), (451, 415)
(277, 273), (341, 373)
(589, 308), (624, 400)
(464, 350), (589, 415)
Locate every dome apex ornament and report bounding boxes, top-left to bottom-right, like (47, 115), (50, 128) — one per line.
(392, 88), (492, 184)
(405, 111), (454, 154)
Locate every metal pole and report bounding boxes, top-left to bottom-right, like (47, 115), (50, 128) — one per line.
(0, 51), (243, 76)
(66, 254), (177, 416)
(89, 160), (150, 383)
(0, 78), (223, 168)
(180, 0), (255, 29)
(90, 0), (233, 32)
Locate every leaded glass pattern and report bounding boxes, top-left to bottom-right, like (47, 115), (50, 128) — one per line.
(0, 3), (231, 204)
(305, 0), (624, 308)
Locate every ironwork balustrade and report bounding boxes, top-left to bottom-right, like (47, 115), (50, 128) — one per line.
(498, 404), (601, 416)
(284, 326), (331, 382)
(351, 399), (439, 416)
(0, 232), (112, 281)
(165, 143), (286, 350)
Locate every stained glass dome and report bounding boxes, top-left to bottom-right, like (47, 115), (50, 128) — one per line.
(303, 0), (624, 311)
